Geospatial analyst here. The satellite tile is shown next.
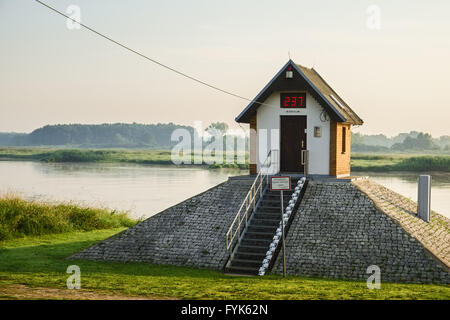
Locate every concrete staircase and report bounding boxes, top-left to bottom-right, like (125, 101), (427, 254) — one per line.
(225, 179), (299, 275)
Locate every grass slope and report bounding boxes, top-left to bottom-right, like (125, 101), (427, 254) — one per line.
(0, 195), (136, 240)
(0, 230), (449, 300)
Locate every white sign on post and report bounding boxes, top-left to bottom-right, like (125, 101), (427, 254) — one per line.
(270, 176), (291, 191)
(269, 175), (291, 278)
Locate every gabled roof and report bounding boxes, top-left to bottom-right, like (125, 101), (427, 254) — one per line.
(235, 60), (363, 125)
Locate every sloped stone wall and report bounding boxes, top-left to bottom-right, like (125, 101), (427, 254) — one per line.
(273, 181), (450, 284)
(353, 179), (450, 268)
(70, 177), (253, 270)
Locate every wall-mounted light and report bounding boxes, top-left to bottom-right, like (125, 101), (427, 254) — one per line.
(286, 67), (293, 79)
(314, 126), (322, 137)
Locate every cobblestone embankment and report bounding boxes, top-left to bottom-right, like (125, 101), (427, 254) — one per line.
(71, 176), (449, 284)
(273, 180), (449, 284)
(70, 177), (253, 269)
(353, 179), (449, 268)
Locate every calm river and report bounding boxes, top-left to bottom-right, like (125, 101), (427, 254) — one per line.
(0, 161), (448, 219)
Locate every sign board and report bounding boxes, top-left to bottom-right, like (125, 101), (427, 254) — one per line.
(280, 92), (306, 108)
(270, 176), (291, 191)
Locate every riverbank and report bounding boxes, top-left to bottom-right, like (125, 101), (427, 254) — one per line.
(0, 147), (248, 169)
(351, 154), (450, 172)
(1, 229), (449, 300)
(0, 147), (449, 172)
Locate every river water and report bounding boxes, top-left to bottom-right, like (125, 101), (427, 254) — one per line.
(353, 171), (450, 218)
(0, 161), (448, 219)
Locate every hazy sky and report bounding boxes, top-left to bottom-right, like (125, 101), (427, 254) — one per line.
(1, 0), (449, 136)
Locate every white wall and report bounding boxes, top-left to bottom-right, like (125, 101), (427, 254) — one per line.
(256, 91), (330, 175)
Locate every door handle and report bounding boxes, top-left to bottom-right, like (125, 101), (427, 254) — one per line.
(301, 150), (308, 165)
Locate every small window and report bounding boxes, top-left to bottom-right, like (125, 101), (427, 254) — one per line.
(342, 127), (347, 153)
(330, 94), (345, 110)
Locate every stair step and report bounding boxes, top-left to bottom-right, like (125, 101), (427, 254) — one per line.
(253, 213), (281, 220)
(261, 199), (290, 204)
(225, 266), (259, 275)
(232, 258), (262, 263)
(237, 245), (269, 253)
(255, 209), (282, 214)
(244, 232), (274, 240)
(247, 228), (277, 235)
(247, 225), (277, 232)
(249, 223), (277, 228)
(266, 191), (294, 196)
(245, 231), (275, 237)
(259, 206), (289, 211)
(251, 218), (280, 225)
(240, 239), (272, 246)
(246, 230), (275, 235)
(230, 259), (262, 268)
(234, 255), (265, 262)
(256, 212), (282, 217)
(259, 203), (288, 209)
(250, 222), (279, 228)
(258, 209), (283, 214)
(265, 197), (293, 201)
(234, 251), (266, 258)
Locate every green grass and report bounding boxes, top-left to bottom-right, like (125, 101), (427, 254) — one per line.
(351, 154), (450, 172)
(0, 147), (249, 169)
(0, 229), (449, 300)
(0, 195), (136, 240)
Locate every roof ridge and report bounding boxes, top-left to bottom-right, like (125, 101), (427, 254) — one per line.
(295, 63), (310, 70)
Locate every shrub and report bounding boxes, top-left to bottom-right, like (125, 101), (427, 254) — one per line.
(41, 150), (110, 162)
(394, 156), (450, 172)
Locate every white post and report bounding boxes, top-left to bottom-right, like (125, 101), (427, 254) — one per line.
(280, 190), (286, 278)
(418, 175), (431, 222)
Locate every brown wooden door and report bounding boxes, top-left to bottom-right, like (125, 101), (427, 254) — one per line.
(280, 116), (307, 172)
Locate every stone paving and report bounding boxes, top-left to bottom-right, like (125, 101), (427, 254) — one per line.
(69, 177), (254, 270)
(273, 180), (450, 284)
(353, 179), (450, 268)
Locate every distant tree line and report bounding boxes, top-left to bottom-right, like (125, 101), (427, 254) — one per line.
(1, 123), (447, 154)
(352, 131), (450, 153)
(0, 123), (195, 148)
(0, 122), (247, 151)
(0, 133), (28, 146)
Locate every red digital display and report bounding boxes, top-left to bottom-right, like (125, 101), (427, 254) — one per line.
(280, 92), (306, 108)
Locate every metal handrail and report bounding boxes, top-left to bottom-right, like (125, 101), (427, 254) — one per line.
(226, 150), (277, 251)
